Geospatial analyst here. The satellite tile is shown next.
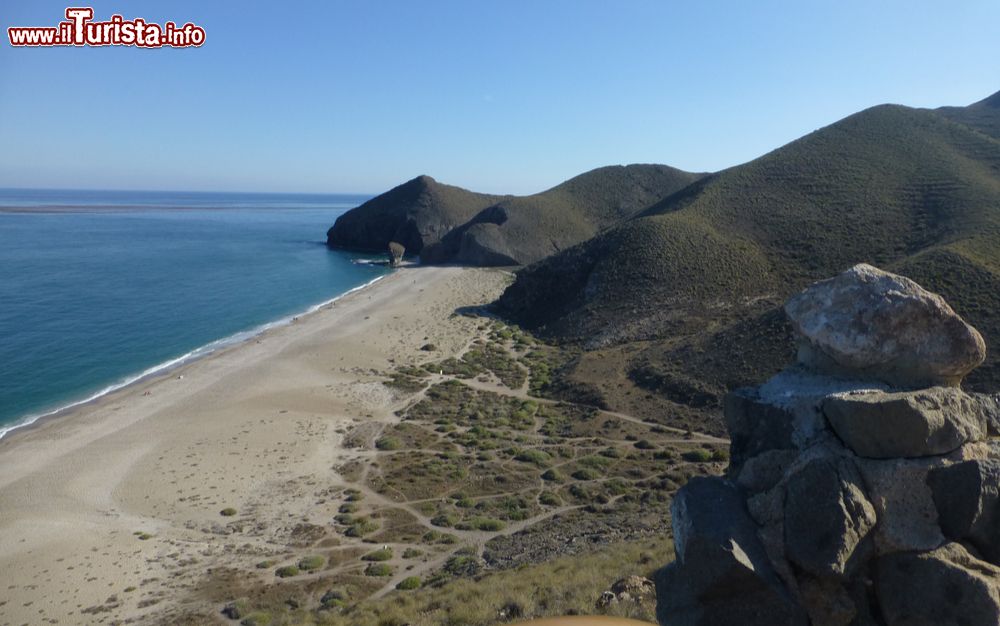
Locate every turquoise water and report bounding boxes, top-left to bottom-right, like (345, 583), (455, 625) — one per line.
(0, 189), (387, 437)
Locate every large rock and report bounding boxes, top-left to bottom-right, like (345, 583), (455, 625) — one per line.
(657, 265), (998, 625)
(725, 370), (880, 476)
(724, 388), (798, 475)
(927, 459), (1000, 564)
(654, 477), (805, 626)
(856, 455), (950, 553)
(822, 387), (989, 458)
(796, 575), (859, 626)
(784, 263), (986, 387)
(387, 241), (405, 267)
(735, 449), (798, 494)
(783, 456), (876, 578)
(875, 542), (1000, 625)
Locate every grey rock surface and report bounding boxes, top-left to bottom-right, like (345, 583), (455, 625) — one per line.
(724, 387), (798, 474)
(784, 456), (876, 578)
(823, 387), (988, 458)
(785, 263), (985, 387)
(658, 265), (998, 626)
(928, 459), (1000, 564)
(654, 477), (805, 626)
(736, 449), (798, 493)
(876, 542), (1000, 626)
(856, 455), (950, 553)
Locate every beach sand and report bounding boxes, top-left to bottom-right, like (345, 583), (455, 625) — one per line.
(0, 266), (512, 625)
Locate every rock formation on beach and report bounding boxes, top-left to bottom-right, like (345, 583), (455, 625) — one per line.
(654, 264), (1000, 626)
(387, 241), (405, 267)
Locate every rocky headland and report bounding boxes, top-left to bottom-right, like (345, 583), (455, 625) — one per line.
(655, 263), (1000, 625)
(326, 165), (703, 266)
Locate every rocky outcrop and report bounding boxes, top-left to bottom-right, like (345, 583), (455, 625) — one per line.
(875, 543), (1000, 625)
(654, 478), (807, 626)
(387, 241), (405, 267)
(784, 263), (986, 387)
(928, 459), (1000, 563)
(655, 265), (1000, 626)
(596, 575), (655, 610)
(783, 456), (877, 578)
(823, 388), (991, 458)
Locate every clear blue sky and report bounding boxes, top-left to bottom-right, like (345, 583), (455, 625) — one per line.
(1, 1), (997, 194)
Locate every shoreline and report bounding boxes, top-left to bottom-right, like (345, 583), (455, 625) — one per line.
(0, 265), (512, 625)
(0, 272), (392, 443)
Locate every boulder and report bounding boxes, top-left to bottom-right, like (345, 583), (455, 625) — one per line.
(927, 459), (1000, 564)
(597, 575), (655, 609)
(822, 387), (988, 458)
(797, 576), (856, 626)
(875, 542), (1000, 626)
(783, 456), (876, 578)
(753, 368), (890, 450)
(387, 241), (405, 266)
(654, 477), (805, 626)
(611, 575), (655, 597)
(784, 263), (986, 387)
(724, 387), (798, 475)
(856, 455), (949, 553)
(977, 392), (1000, 435)
(736, 449), (798, 493)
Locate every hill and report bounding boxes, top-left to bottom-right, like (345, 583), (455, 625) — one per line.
(496, 90), (1000, 430)
(326, 175), (503, 255)
(938, 89), (1000, 139)
(327, 165), (704, 265)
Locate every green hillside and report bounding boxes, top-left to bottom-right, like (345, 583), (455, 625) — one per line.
(326, 175), (503, 255)
(327, 165), (703, 265)
(427, 164), (704, 265)
(938, 89), (1000, 139)
(497, 91), (1000, 422)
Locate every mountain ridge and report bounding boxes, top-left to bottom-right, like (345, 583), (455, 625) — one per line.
(494, 90), (1000, 431)
(327, 164), (705, 265)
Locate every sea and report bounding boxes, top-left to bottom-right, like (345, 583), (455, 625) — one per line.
(0, 188), (389, 438)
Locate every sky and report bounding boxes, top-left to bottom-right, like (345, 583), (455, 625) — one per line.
(0, 1), (998, 195)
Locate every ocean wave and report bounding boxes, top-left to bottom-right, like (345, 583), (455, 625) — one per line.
(0, 273), (389, 441)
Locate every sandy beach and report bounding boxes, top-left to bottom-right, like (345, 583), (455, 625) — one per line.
(0, 266), (512, 625)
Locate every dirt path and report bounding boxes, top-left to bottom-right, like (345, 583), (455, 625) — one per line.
(281, 319), (728, 603)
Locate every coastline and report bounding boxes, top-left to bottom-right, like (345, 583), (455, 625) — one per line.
(0, 272), (391, 442)
(0, 265), (513, 625)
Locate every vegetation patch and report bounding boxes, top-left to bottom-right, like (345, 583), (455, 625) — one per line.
(396, 576), (422, 590)
(364, 563), (393, 577)
(344, 517), (380, 537)
(361, 548), (392, 562)
(297, 555), (325, 571)
(375, 436), (402, 451)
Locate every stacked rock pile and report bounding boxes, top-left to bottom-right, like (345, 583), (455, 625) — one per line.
(655, 264), (1000, 626)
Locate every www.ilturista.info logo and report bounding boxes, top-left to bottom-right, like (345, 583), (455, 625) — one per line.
(7, 7), (205, 48)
